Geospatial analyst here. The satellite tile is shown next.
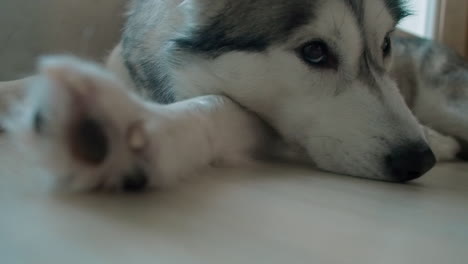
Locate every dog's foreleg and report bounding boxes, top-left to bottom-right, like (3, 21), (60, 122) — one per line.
(415, 94), (468, 161)
(422, 125), (461, 162)
(139, 95), (272, 186)
(392, 36), (468, 162)
(10, 55), (270, 191)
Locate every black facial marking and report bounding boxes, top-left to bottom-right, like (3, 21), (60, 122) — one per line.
(122, 167), (148, 192)
(173, 29), (270, 55)
(69, 118), (109, 166)
(172, 0), (313, 57)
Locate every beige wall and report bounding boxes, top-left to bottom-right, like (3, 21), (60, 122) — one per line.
(0, 0), (127, 80)
(2, 0), (467, 81)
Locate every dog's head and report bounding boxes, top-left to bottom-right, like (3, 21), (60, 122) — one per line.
(172, 0), (436, 181)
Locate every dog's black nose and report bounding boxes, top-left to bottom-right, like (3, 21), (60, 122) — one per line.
(122, 167), (148, 192)
(386, 144), (436, 182)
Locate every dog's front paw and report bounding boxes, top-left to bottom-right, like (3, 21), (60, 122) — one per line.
(0, 79), (33, 133)
(14, 56), (184, 192)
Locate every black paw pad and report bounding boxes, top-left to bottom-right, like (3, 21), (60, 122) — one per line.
(33, 111), (45, 134)
(122, 167), (148, 192)
(69, 118), (109, 166)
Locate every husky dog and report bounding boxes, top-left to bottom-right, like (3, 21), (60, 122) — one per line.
(1, 0), (467, 191)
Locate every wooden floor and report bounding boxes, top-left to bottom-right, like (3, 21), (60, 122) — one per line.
(1, 137), (467, 264)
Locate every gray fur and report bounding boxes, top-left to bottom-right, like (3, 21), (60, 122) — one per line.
(123, 0), (316, 104)
(391, 34), (468, 158)
(122, 0), (176, 103)
(171, 0), (314, 56)
(122, 0), (401, 103)
(392, 35), (468, 105)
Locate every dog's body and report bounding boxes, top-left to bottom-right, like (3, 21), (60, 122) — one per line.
(391, 34), (468, 160)
(1, 0), (467, 191)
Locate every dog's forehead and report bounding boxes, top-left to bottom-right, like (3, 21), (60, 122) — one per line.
(343, 0), (408, 38)
(310, 0), (405, 61)
(174, 0), (315, 55)
(175, 0), (408, 57)
(345, 0), (408, 24)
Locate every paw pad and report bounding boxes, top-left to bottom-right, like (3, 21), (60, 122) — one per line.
(68, 117), (109, 166)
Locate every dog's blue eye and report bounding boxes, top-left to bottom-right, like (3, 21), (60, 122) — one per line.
(382, 36), (392, 57)
(299, 41), (337, 69)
